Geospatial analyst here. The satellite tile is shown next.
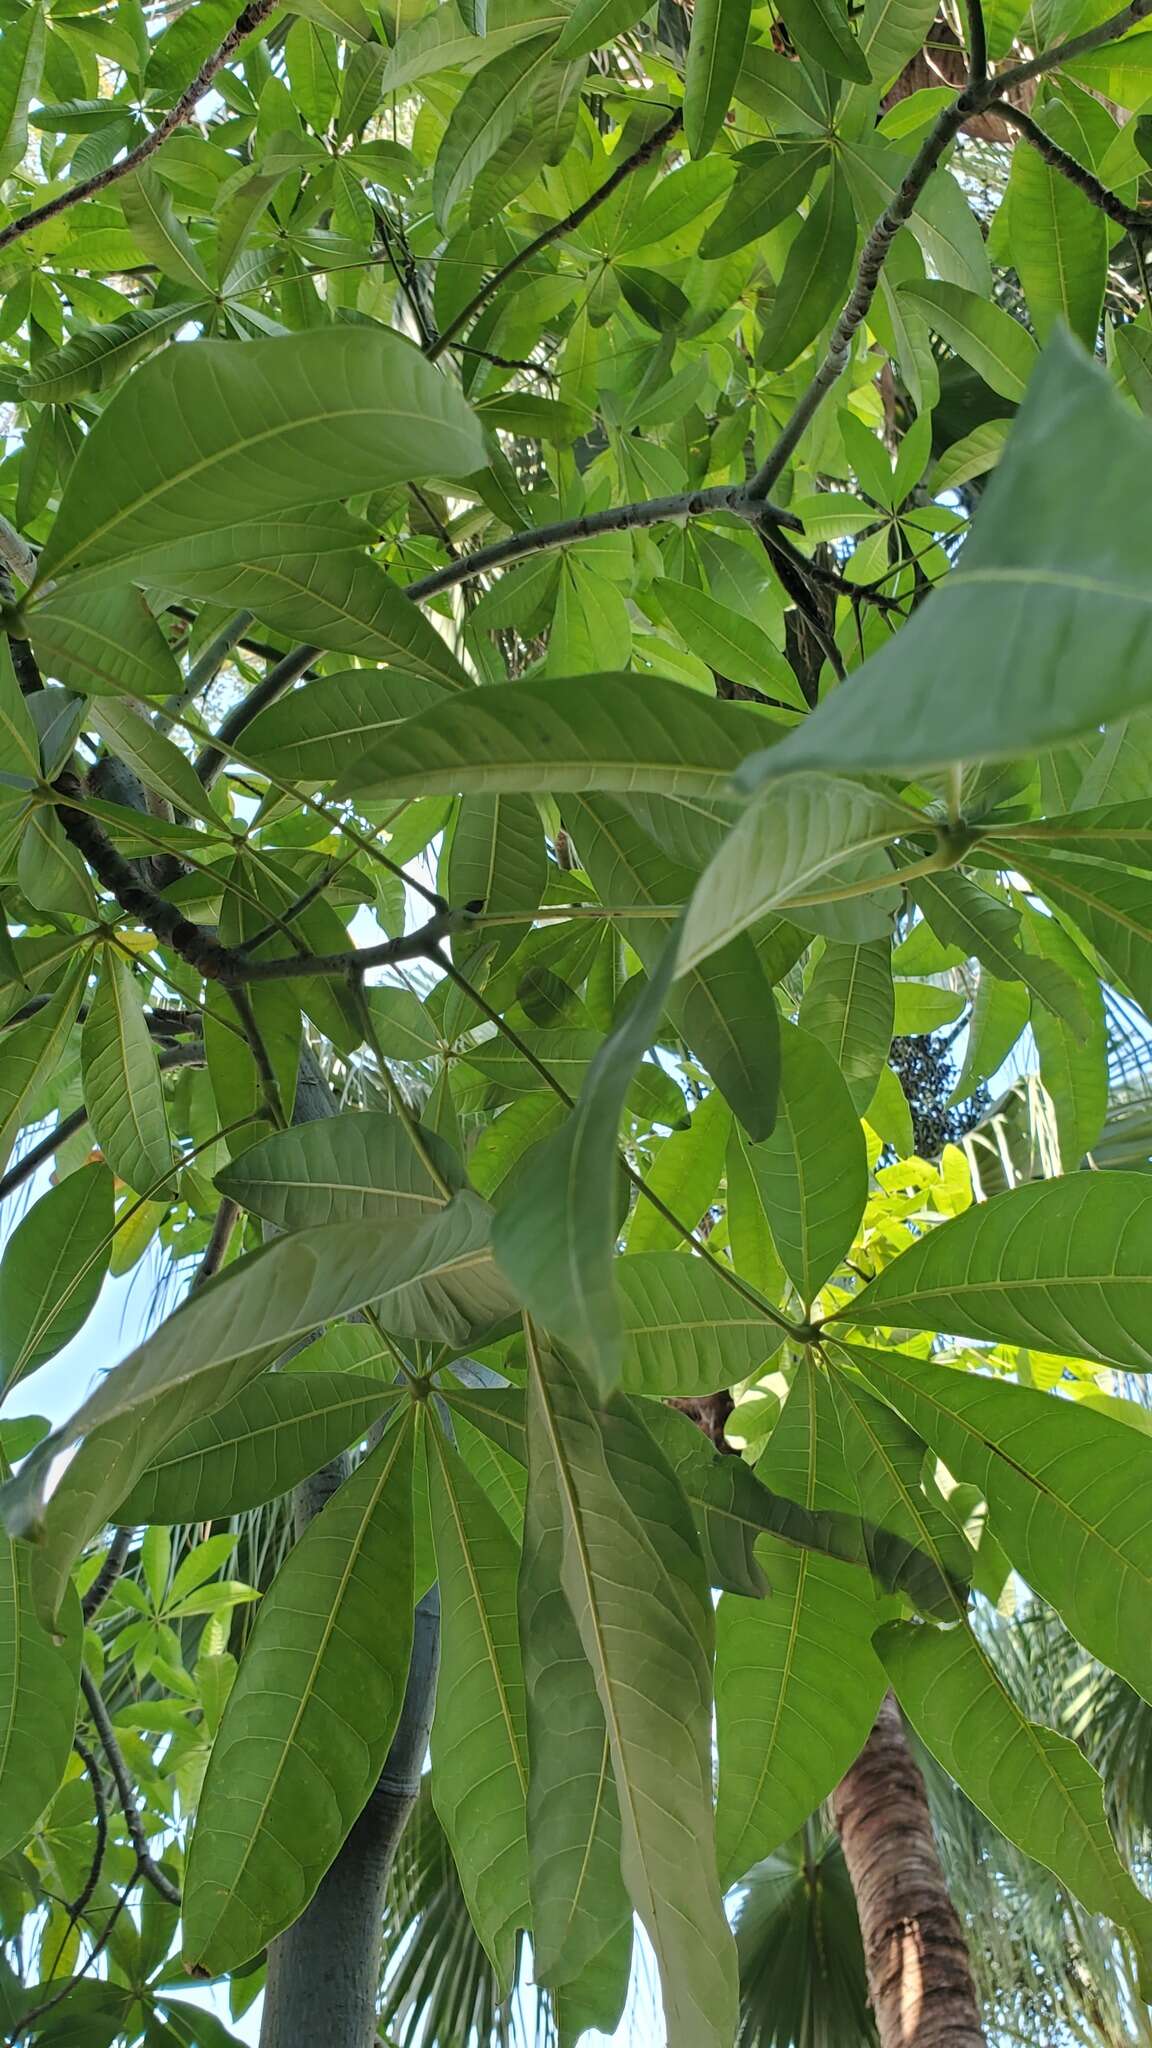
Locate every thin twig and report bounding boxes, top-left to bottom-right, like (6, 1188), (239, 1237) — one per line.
(82, 1528), (133, 1623)
(0, 0), (281, 256)
(427, 107), (684, 360)
(992, 99), (1152, 229)
(78, 1669), (181, 1907)
(12, 1867), (136, 2041)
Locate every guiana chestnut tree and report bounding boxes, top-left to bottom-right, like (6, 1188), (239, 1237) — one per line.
(5, 0), (1152, 2041)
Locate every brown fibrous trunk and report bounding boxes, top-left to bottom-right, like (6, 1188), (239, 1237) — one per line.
(833, 1693), (987, 2048)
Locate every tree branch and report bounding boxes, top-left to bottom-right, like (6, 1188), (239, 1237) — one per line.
(745, 0), (1152, 496)
(965, 0), (988, 84)
(0, 0), (281, 257)
(427, 107), (684, 361)
(79, 1668), (181, 1907)
(404, 485), (800, 604)
(195, 642), (318, 789)
(82, 1528), (133, 1623)
(992, 98), (1152, 228)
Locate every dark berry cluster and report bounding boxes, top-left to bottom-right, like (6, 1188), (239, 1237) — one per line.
(889, 1034), (991, 1159)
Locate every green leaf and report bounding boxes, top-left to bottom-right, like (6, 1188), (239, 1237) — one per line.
(679, 776), (913, 972)
(0, 1536), (79, 1859)
(433, 36), (558, 226)
(775, 0), (869, 79)
(878, 1615), (1152, 1985)
(715, 1359), (885, 1887)
(36, 330), (485, 587)
(626, 1088), (730, 1252)
(444, 793), (547, 967)
(519, 1405), (629, 1986)
(1005, 110), (1107, 348)
(851, 0), (936, 89)
(825, 1363), (974, 1607)
(7, 1355), (280, 1626)
(183, 1414), (416, 1973)
(0, 1163), (112, 1392)
(29, 1196), (516, 1470)
(1021, 907), (1107, 1168)
(949, 967), (1028, 1102)
(908, 868), (1088, 1036)
(565, 794), (784, 1140)
(335, 674), (771, 805)
(526, 1334), (738, 2048)
(652, 580), (806, 707)
(178, 550), (472, 692)
(427, 1424), (529, 1989)
(745, 1020), (866, 1305)
(115, 1374), (402, 1523)
(120, 166), (212, 292)
(898, 281), (1039, 402)
(685, 0), (751, 156)
(759, 168), (858, 371)
(493, 932), (679, 1396)
(240, 670), (450, 783)
(832, 1173), (1152, 1372)
(81, 951), (173, 1195)
(0, 2), (45, 180)
(554, 0), (649, 58)
(0, 951), (88, 1178)
(700, 142), (826, 259)
(87, 700), (221, 821)
(28, 585), (181, 697)
(216, 1112), (464, 1230)
(798, 940), (894, 1113)
(19, 307), (190, 407)
(743, 334), (1152, 779)
(1002, 845), (1152, 1024)
(841, 1342), (1152, 1708)
(616, 1251), (785, 1394)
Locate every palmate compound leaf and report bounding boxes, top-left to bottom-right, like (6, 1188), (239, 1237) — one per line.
(116, 1374), (403, 1524)
(677, 775), (918, 973)
(1, 1196), (518, 1529)
(878, 1616), (1152, 1990)
(714, 1358), (887, 1888)
(34, 327), (486, 588)
(829, 1171), (1152, 1373)
(426, 1422), (530, 1991)
(0, 1527), (81, 1860)
(740, 332), (1152, 782)
(334, 673), (776, 805)
(525, 1331), (739, 2048)
(448, 1381), (959, 1611)
(839, 1342), (1152, 1708)
(492, 931), (679, 1397)
(11, 1355), (285, 1628)
(183, 1409), (416, 1974)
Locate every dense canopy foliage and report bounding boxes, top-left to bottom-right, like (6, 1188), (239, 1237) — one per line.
(4, 0), (1152, 2040)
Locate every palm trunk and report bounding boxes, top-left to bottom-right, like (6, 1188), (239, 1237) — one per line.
(833, 1693), (987, 2048)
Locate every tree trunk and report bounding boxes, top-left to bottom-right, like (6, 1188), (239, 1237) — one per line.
(833, 1693), (987, 2048)
(259, 1581), (440, 2048)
